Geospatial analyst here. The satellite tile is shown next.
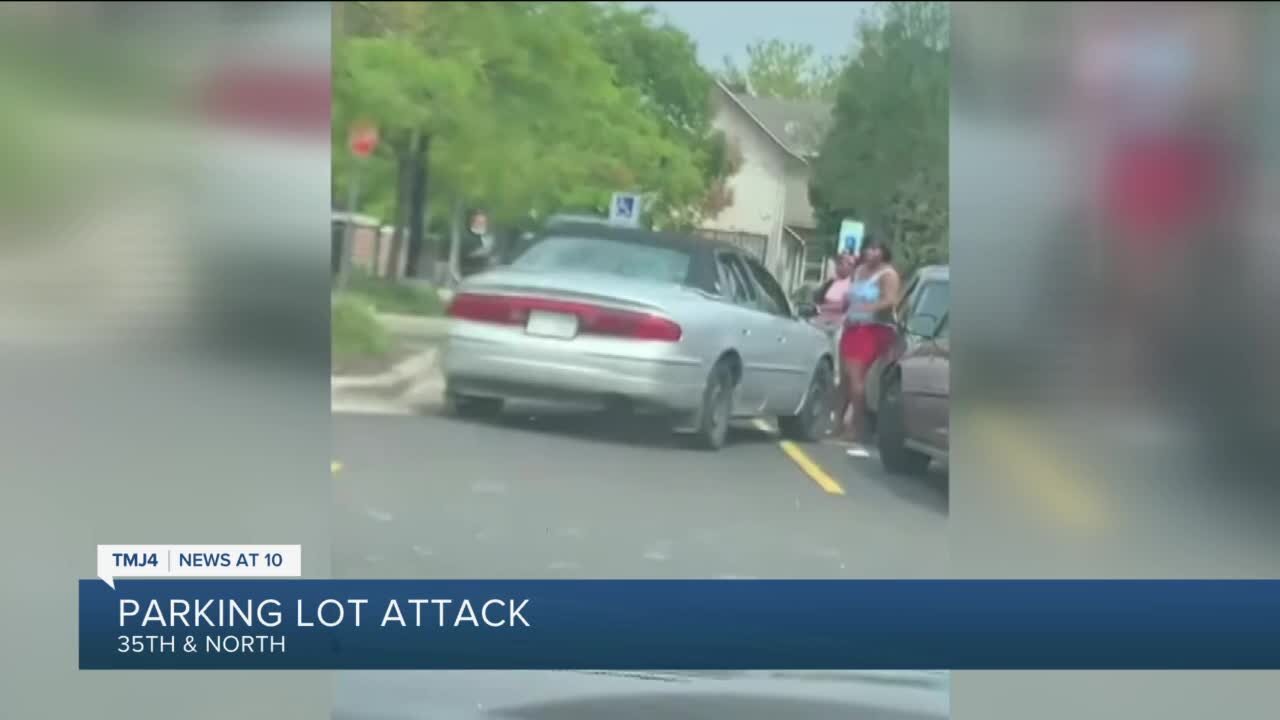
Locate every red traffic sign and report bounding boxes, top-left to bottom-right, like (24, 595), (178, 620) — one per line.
(348, 122), (379, 158)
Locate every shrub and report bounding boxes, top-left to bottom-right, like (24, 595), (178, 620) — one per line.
(332, 293), (391, 360)
(346, 272), (444, 316)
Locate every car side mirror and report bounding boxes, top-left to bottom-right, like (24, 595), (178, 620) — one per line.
(796, 303), (818, 319)
(905, 313), (941, 339)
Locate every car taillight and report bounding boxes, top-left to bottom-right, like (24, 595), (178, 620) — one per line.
(585, 309), (683, 342)
(447, 293), (682, 342)
(447, 293), (525, 325)
(201, 64), (331, 137)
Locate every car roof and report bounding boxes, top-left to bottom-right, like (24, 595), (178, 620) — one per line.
(541, 221), (740, 258)
(532, 222), (746, 294)
(545, 214), (610, 226)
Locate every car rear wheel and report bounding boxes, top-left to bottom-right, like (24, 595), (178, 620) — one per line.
(445, 390), (504, 420)
(779, 360), (833, 442)
(691, 358), (736, 450)
(877, 373), (931, 475)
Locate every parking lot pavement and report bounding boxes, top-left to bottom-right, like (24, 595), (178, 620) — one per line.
(332, 405), (947, 579)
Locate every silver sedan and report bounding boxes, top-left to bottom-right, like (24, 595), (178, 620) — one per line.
(441, 222), (835, 449)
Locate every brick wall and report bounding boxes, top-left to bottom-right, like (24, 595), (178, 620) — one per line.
(337, 222), (405, 277)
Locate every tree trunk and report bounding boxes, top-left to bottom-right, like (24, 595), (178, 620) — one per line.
(420, 193), (435, 284)
(404, 134), (430, 278)
(417, 135), (435, 282)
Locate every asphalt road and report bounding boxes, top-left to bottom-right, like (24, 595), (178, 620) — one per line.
(332, 404), (947, 579)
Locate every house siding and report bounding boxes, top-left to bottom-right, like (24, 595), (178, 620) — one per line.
(784, 157), (818, 229)
(699, 86), (825, 293)
(701, 87), (839, 292)
(701, 92), (787, 249)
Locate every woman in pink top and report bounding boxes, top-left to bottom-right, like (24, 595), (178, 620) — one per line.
(810, 253), (856, 430)
(814, 253), (856, 327)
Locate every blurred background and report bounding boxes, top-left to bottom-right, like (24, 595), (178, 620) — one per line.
(952, 1), (1279, 717)
(952, 0), (1279, 576)
(0, 2), (333, 719)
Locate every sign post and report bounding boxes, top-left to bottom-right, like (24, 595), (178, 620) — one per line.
(609, 192), (642, 228)
(339, 121), (379, 287)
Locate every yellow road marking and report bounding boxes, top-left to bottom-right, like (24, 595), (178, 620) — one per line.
(970, 410), (1105, 530)
(779, 440), (847, 495)
(753, 418), (846, 496)
(331, 461), (343, 474)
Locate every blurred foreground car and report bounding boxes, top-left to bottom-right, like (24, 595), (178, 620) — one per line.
(193, 3), (330, 354)
(442, 222), (836, 449)
(877, 266), (950, 474)
(335, 669), (950, 720)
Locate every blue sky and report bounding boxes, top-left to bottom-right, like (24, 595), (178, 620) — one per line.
(630, 1), (874, 70)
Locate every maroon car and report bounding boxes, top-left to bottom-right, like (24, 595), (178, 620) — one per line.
(877, 265), (949, 474)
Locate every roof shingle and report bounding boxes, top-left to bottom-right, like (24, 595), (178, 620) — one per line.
(721, 86), (834, 159)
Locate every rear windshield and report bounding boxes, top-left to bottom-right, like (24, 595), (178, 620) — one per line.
(512, 235), (691, 284)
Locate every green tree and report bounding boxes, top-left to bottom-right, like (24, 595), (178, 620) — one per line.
(439, 3), (691, 224)
(333, 1), (475, 278)
(567, 2), (740, 227)
(719, 39), (843, 101)
(333, 2), (718, 278)
(809, 1), (949, 274)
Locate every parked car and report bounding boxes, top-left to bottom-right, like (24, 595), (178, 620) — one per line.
(865, 265), (951, 435)
(442, 222), (836, 450)
(545, 212), (610, 227)
(877, 265), (950, 474)
(336, 669), (950, 720)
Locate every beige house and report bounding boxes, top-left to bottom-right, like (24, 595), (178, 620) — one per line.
(697, 80), (833, 293)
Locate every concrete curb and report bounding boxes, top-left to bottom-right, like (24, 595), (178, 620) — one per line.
(332, 347), (439, 398)
(377, 314), (452, 342)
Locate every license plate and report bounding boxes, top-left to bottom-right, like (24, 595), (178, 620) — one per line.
(525, 310), (579, 339)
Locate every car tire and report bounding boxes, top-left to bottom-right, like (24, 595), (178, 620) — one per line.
(445, 391), (504, 420)
(691, 358), (736, 451)
(778, 359), (833, 443)
(877, 373), (931, 475)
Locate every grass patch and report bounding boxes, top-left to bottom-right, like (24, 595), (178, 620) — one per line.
(332, 293), (391, 365)
(345, 272), (445, 317)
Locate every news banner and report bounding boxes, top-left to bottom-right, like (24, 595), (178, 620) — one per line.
(79, 545), (1280, 670)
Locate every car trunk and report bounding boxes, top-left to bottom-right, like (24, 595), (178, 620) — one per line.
(459, 268), (692, 316)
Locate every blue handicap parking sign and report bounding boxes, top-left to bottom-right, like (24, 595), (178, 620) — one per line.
(609, 192), (641, 226)
(615, 195), (634, 218)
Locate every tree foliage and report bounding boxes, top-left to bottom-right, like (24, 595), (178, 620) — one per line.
(332, 1), (720, 244)
(580, 3), (733, 226)
(810, 1), (949, 274)
(719, 39), (843, 101)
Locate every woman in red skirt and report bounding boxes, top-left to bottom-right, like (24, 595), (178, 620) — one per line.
(837, 237), (901, 454)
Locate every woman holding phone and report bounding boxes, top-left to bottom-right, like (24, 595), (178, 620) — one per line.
(837, 236), (900, 455)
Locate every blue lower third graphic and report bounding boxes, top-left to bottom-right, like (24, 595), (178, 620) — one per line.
(78, 580), (1280, 670)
